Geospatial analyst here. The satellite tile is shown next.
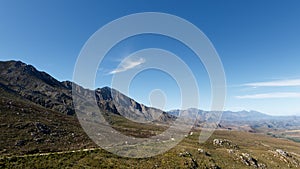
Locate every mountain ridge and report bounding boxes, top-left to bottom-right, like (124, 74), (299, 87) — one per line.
(0, 60), (174, 122)
(1, 60), (298, 121)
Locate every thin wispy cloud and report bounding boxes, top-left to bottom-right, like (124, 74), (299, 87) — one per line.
(236, 92), (300, 99)
(244, 79), (300, 87)
(109, 58), (145, 74)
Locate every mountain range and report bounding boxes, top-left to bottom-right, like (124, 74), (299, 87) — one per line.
(1, 60), (300, 132)
(1, 60), (300, 168)
(1, 60), (298, 122)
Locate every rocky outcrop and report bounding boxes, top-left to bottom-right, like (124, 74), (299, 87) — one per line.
(226, 149), (266, 168)
(213, 139), (239, 149)
(276, 149), (290, 157)
(240, 153), (259, 167)
(270, 149), (300, 167)
(178, 151), (202, 169)
(213, 139), (267, 168)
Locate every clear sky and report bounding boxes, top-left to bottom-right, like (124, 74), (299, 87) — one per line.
(1, 0), (300, 115)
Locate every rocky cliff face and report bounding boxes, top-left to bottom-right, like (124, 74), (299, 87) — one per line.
(95, 87), (173, 123)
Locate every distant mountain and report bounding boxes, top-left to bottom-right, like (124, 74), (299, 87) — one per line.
(221, 110), (272, 121)
(168, 109), (291, 122)
(168, 108), (300, 133)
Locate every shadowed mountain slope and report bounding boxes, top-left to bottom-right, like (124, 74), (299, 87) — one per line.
(0, 60), (173, 121)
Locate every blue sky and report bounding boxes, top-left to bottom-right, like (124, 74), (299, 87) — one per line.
(1, 0), (300, 115)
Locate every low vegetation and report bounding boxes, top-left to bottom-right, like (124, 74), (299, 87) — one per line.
(2, 114), (300, 169)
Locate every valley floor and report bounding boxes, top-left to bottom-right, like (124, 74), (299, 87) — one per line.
(1, 130), (300, 169)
